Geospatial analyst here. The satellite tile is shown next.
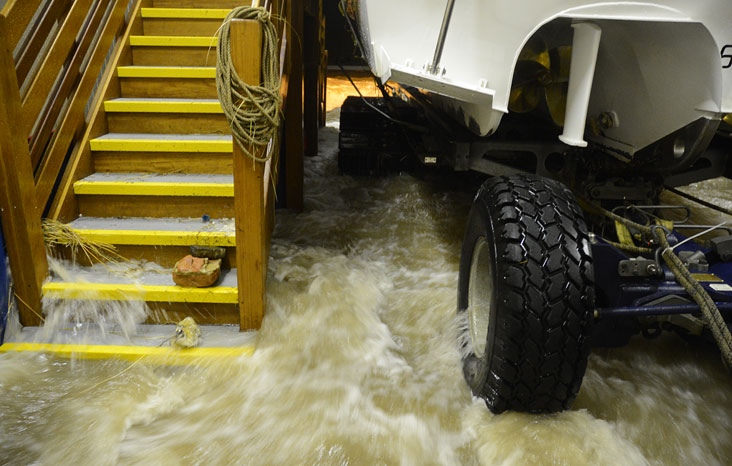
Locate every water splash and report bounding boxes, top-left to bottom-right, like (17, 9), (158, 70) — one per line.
(1, 115), (731, 465)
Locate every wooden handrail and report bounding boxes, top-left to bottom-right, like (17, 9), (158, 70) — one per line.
(1, 0), (305, 330)
(47, 0), (143, 223)
(0, 0), (141, 326)
(0, 0), (45, 51)
(22, 0), (94, 133)
(30, 0), (110, 170)
(35, 0), (131, 211)
(15, 0), (72, 86)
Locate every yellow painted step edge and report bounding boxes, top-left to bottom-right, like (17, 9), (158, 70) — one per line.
(130, 35), (217, 47)
(0, 343), (254, 365)
(105, 100), (223, 114)
(90, 138), (232, 153)
(117, 66), (216, 79)
(72, 228), (235, 247)
(43, 282), (237, 304)
(74, 181), (234, 197)
(141, 8), (231, 19)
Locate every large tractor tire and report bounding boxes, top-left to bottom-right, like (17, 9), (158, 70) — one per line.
(458, 174), (595, 414)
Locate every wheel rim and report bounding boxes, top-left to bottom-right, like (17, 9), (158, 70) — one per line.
(467, 237), (493, 359)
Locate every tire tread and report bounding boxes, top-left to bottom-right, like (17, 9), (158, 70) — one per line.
(469, 174), (594, 413)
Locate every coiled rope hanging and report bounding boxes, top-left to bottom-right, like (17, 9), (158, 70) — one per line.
(216, 6), (281, 163)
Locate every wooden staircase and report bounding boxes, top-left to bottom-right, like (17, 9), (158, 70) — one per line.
(0, 0), (313, 333)
(41, 1), (291, 328)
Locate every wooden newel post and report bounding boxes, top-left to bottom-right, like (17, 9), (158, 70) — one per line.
(231, 19), (267, 331)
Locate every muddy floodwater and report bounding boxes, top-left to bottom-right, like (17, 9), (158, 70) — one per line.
(1, 113), (732, 465)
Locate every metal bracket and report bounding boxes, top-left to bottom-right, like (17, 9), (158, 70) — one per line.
(428, 0), (456, 75)
(467, 140), (567, 178)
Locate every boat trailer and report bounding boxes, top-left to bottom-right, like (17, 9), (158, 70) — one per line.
(339, 93), (732, 413)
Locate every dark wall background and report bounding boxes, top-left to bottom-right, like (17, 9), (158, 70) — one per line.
(324, 1), (364, 66)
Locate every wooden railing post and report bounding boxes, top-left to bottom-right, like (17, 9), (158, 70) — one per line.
(231, 19), (267, 330)
(0, 16), (48, 326)
(285, 0), (304, 211)
(303, 0), (322, 158)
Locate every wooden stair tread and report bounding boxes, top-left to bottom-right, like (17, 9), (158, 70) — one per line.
(117, 66), (216, 78)
(44, 266), (237, 303)
(141, 8), (231, 19)
(74, 172), (234, 197)
(130, 35), (217, 47)
(90, 133), (232, 152)
(152, 0), (250, 8)
(0, 342), (254, 364)
(105, 98), (223, 113)
(66, 216), (235, 246)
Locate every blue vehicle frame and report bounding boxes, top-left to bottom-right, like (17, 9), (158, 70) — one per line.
(592, 230), (732, 346)
(0, 219), (10, 345)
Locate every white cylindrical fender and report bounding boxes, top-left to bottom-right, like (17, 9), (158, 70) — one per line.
(559, 22), (602, 148)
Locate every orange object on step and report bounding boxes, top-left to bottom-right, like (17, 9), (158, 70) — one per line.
(173, 255), (221, 288)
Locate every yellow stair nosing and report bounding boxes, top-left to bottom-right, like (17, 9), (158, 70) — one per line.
(73, 180), (234, 197)
(117, 66), (216, 79)
(0, 343), (254, 365)
(104, 100), (223, 114)
(129, 35), (218, 47)
(90, 138), (232, 153)
(141, 8), (231, 19)
(71, 228), (235, 247)
(43, 282), (237, 304)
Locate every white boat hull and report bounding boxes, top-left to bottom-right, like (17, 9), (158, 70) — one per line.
(355, 0), (732, 155)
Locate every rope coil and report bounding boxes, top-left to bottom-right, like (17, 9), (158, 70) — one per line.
(216, 6), (282, 163)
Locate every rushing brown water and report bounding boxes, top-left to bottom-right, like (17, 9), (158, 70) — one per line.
(1, 114), (732, 465)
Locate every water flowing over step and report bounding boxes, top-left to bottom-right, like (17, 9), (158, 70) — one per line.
(64, 216), (238, 279)
(44, 265), (237, 304)
(1, 0), (303, 333)
(51, 215), (241, 323)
